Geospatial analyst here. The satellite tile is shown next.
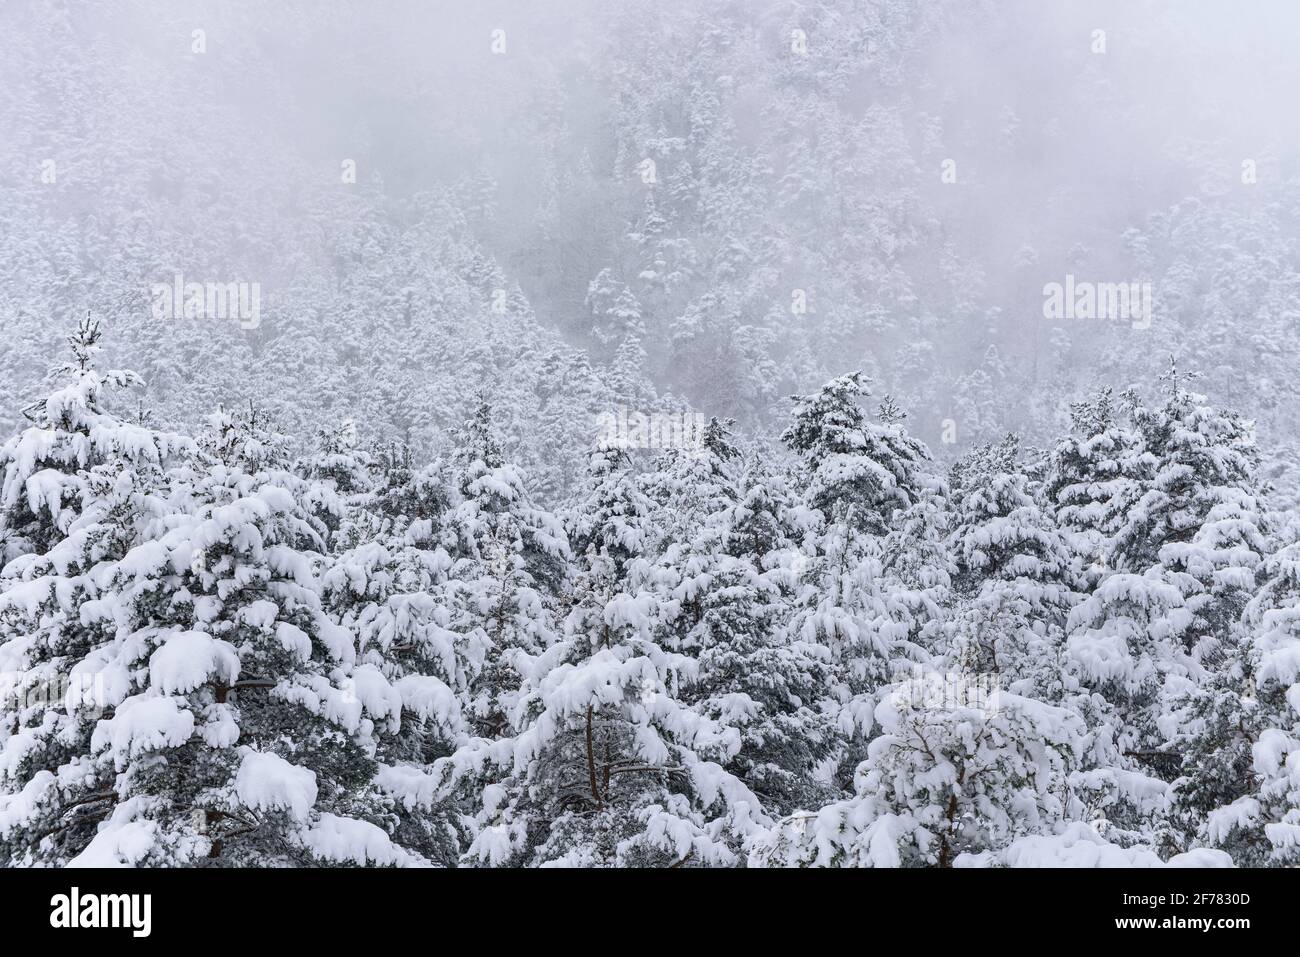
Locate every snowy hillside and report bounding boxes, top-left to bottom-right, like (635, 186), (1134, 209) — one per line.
(1, 0), (1299, 869)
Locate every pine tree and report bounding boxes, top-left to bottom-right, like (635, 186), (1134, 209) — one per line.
(0, 315), (188, 556)
(685, 553), (837, 818)
(1153, 489), (1270, 855)
(1065, 570), (1195, 786)
(200, 401), (294, 474)
(297, 419), (375, 551)
(945, 435), (1078, 700)
(1111, 362), (1259, 573)
(0, 368), (431, 865)
(1194, 540), (1300, 865)
(0, 317), (192, 865)
(647, 440), (836, 820)
(361, 442), (450, 541)
(585, 268), (645, 350)
(752, 692), (1084, 868)
(440, 402), (570, 741)
(68, 453), (425, 866)
(442, 399), (568, 589)
(719, 459), (803, 571)
(321, 524), (486, 864)
(781, 372), (929, 534)
(641, 416), (740, 558)
(1071, 372), (1273, 854)
(430, 443), (766, 866)
(1041, 387), (1141, 589)
(880, 485), (955, 659)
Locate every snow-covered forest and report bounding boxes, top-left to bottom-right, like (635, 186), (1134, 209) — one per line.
(2, 0), (1300, 868)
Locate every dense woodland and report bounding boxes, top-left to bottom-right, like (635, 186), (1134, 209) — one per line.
(0, 316), (1296, 867)
(3, 0), (1300, 868)
(4, 1), (1300, 505)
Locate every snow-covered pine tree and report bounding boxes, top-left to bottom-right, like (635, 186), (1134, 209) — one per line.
(751, 691), (1085, 868)
(200, 400), (294, 474)
(786, 516), (910, 737)
(1110, 360), (1260, 574)
(945, 434), (1078, 701)
(440, 401), (569, 741)
(79, 452), (428, 865)
(719, 458), (803, 572)
(1154, 481), (1270, 855)
(938, 436), (1160, 849)
(638, 417), (745, 661)
(2, 356), (435, 866)
(778, 386), (941, 789)
(296, 418), (375, 551)
(683, 552), (837, 819)
(1191, 539), (1300, 865)
(299, 419), (372, 498)
(321, 522), (486, 864)
(607, 335), (653, 410)
(427, 442), (766, 867)
(643, 436), (837, 820)
(1041, 387), (1141, 590)
(362, 441), (450, 541)
(641, 415), (740, 553)
(86, 414), (449, 864)
(1111, 367), (1268, 668)
(0, 315), (188, 556)
(585, 268), (645, 352)
(442, 398), (568, 590)
(780, 372), (929, 535)
(1065, 370), (1271, 853)
(0, 317), (192, 864)
(880, 482), (955, 661)
(1159, 639), (1260, 858)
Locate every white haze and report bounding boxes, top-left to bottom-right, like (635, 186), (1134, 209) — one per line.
(2, 0), (1298, 486)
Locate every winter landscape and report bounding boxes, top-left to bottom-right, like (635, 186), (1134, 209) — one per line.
(1, 0), (1299, 870)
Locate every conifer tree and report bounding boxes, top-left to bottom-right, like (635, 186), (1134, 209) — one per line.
(297, 419), (375, 551)
(945, 435), (1078, 700)
(719, 459), (802, 571)
(781, 373), (929, 534)
(1193, 540), (1300, 865)
(361, 442), (450, 541)
(641, 416), (740, 552)
(0, 325), (432, 866)
(0, 315), (188, 556)
(52, 450), (427, 866)
(428, 443), (766, 867)
(685, 553), (837, 817)
(321, 519), (484, 864)
(1041, 387), (1141, 589)
(752, 693), (1084, 868)
(585, 268), (645, 351)
(0, 318), (192, 864)
(440, 402), (569, 741)
(1110, 361), (1260, 573)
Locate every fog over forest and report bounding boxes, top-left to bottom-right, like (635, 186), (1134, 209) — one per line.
(5, 1), (1300, 492)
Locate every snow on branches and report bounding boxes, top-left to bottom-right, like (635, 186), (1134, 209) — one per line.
(1, 330), (1296, 868)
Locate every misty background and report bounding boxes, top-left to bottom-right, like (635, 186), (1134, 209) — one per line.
(3, 0), (1299, 501)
